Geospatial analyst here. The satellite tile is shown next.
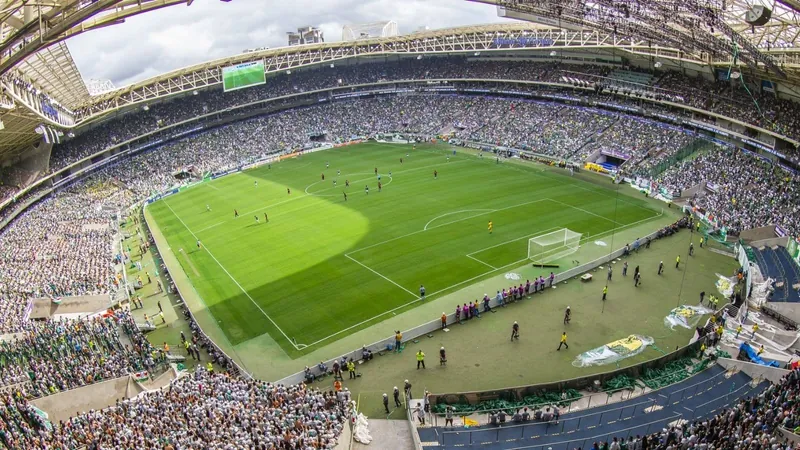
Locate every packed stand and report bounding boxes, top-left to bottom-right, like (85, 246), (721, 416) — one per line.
(0, 367), (347, 449)
(656, 146), (800, 236)
(0, 311), (159, 400)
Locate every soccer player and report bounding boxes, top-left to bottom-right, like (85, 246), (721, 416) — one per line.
(234, 209), (239, 218)
(196, 240), (202, 250)
(254, 181), (258, 187)
(333, 179), (337, 186)
(377, 173), (381, 181)
(343, 192), (347, 202)
(345, 179), (350, 187)
(488, 221), (493, 234)
(419, 285), (426, 300)
(446, 156), (450, 162)
(206, 205), (211, 212)
(557, 332), (568, 350)
(434, 170), (438, 179)
(389, 170), (392, 177)
(321, 173), (325, 181)
(337, 169), (340, 176)
(378, 181), (382, 192)
(254, 216), (260, 224)
(287, 188), (291, 195)
(264, 213), (269, 222)
(400, 158), (403, 164)
(365, 185), (369, 195)
(326, 162), (330, 168)
(374, 167), (378, 175)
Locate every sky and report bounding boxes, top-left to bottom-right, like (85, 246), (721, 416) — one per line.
(67, 0), (513, 88)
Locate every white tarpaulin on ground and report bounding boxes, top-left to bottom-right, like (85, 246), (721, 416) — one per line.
(664, 305), (714, 330)
(716, 273), (735, 298)
(573, 335), (654, 367)
(353, 412), (372, 444)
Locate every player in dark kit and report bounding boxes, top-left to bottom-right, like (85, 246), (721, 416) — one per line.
(234, 210), (239, 218)
(434, 170), (438, 179)
(378, 181), (382, 192)
(264, 213), (269, 222)
(321, 173), (325, 181)
(345, 180), (349, 187)
(287, 188), (291, 195)
(343, 192), (347, 201)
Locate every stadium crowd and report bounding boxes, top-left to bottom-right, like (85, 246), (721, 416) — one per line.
(0, 367), (347, 449)
(0, 311), (159, 399)
(656, 146), (800, 236)
(0, 57), (796, 449)
(49, 58), (800, 172)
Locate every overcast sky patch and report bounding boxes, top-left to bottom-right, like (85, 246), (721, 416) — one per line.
(67, 0), (512, 87)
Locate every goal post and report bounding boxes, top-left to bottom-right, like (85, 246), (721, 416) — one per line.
(528, 228), (582, 264)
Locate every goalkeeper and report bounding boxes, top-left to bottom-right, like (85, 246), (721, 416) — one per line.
(488, 221), (493, 234)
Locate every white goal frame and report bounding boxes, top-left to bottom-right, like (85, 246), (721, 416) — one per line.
(528, 228), (582, 264)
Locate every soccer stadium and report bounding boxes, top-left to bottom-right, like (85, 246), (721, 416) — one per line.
(1, 0), (800, 448)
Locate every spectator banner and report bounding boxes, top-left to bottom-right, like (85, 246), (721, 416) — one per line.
(788, 239), (800, 268)
(716, 273), (735, 297)
(664, 305), (713, 330)
(572, 335), (654, 367)
(761, 80), (776, 94)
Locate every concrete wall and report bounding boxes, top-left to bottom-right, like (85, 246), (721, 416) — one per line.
(739, 226), (780, 243)
(748, 236), (789, 249)
(31, 376), (137, 423)
(28, 294), (111, 320)
(679, 183), (706, 199)
(716, 358), (789, 384)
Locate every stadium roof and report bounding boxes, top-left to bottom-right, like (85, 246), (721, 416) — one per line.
(0, 0), (800, 161)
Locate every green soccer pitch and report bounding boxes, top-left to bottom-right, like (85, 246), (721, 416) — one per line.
(147, 143), (663, 357)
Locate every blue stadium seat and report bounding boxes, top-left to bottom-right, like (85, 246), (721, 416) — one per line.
(424, 364), (768, 449)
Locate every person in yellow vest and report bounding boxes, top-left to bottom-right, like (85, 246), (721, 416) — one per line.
(710, 315), (716, 325)
(700, 341), (706, 356)
(712, 296), (719, 310)
(752, 323), (759, 339)
(163, 342), (170, 355)
(347, 359), (356, 380)
(736, 324), (742, 338)
(416, 350), (426, 369)
(557, 331), (569, 351)
(602, 285), (608, 301)
(206, 362), (213, 373)
(699, 236), (704, 248)
(488, 221), (493, 234)
(184, 340), (192, 359)
(676, 255), (681, 269)
(757, 345), (765, 356)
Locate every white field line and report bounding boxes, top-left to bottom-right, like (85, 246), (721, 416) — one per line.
(304, 207), (665, 349)
(343, 254), (418, 298)
(347, 199), (550, 256)
(465, 227), (560, 257)
(466, 254), (498, 270)
(547, 198), (623, 225)
(424, 209), (496, 231)
(207, 184), (221, 191)
(163, 200), (303, 352)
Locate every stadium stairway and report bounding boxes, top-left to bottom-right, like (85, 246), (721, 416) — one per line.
(417, 364), (769, 449)
(752, 247), (800, 303)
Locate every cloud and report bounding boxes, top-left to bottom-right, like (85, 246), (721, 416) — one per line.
(67, 0), (513, 87)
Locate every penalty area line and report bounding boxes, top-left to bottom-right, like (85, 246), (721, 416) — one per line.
(163, 200), (302, 353)
(301, 207), (666, 350)
(344, 254), (418, 298)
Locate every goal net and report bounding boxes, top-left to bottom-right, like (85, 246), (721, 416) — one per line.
(528, 229), (582, 264)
